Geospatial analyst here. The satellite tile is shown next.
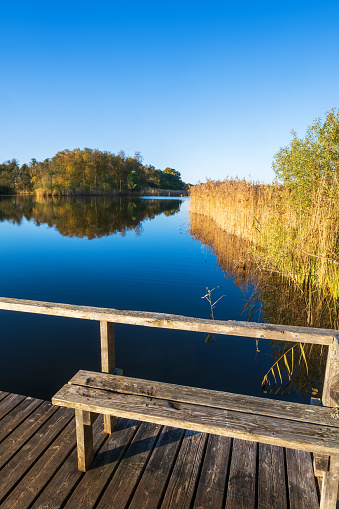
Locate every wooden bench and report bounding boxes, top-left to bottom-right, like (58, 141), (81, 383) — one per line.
(52, 369), (339, 508)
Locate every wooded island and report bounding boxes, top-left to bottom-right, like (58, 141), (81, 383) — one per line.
(0, 148), (187, 195)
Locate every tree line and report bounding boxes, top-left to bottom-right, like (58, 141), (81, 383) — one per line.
(0, 148), (187, 195)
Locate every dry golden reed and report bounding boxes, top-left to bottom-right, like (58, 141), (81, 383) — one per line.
(189, 178), (339, 299)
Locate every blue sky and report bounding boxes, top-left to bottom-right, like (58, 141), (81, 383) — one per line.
(0, 0), (338, 184)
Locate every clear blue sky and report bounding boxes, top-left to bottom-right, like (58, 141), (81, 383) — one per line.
(1, 0), (338, 184)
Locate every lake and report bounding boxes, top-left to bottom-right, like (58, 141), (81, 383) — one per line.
(0, 195), (324, 402)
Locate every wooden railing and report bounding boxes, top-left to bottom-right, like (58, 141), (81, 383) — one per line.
(1, 297), (339, 406)
(2, 297), (339, 507)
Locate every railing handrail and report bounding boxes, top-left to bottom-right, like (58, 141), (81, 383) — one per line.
(0, 297), (337, 345)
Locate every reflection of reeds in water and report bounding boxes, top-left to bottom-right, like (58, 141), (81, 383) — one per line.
(190, 179), (339, 299)
(190, 212), (330, 397)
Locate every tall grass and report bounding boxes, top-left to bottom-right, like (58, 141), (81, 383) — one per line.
(190, 178), (339, 300)
(190, 212), (339, 329)
(190, 212), (330, 397)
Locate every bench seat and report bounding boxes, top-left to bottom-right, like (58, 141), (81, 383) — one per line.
(52, 370), (339, 467)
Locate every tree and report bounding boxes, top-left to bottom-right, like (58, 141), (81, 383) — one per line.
(273, 109), (339, 208)
(0, 159), (19, 193)
(127, 170), (141, 190)
(18, 164), (33, 191)
(160, 167), (184, 190)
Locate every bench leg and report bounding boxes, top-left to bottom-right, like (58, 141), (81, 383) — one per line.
(314, 453), (330, 477)
(75, 409), (94, 472)
(320, 454), (339, 509)
(104, 415), (118, 434)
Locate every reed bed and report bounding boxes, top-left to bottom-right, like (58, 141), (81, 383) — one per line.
(190, 212), (339, 329)
(190, 178), (339, 299)
(190, 212), (331, 397)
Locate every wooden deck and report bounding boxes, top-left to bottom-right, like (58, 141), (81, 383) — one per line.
(0, 390), (321, 509)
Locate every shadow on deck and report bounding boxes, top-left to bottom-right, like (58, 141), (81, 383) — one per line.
(0, 390), (321, 508)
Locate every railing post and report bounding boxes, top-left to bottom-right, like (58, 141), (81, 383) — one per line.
(317, 336), (339, 507)
(100, 321), (115, 373)
(100, 321), (121, 433)
(322, 336), (339, 408)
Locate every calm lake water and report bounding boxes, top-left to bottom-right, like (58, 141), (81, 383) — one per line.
(0, 195), (322, 402)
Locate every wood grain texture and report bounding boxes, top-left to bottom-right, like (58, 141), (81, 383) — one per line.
(96, 422), (162, 509)
(69, 370), (339, 428)
(0, 391), (9, 402)
(311, 397), (330, 476)
(75, 409), (94, 471)
(62, 418), (138, 509)
(323, 337), (339, 407)
(100, 321), (115, 373)
(129, 425), (185, 509)
(160, 429), (207, 509)
(0, 408), (73, 503)
(258, 443), (287, 509)
(329, 372), (339, 408)
(0, 296), (335, 344)
(320, 454), (339, 509)
(101, 319), (116, 435)
(52, 383), (339, 455)
(193, 434), (231, 509)
(0, 393), (26, 420)
(286, 449), (319, 509)
(0, 392), (325, 509)
(1, 420), (76, 509)
(0, 401), (58, 469)
(225, 439), (257, 509)
(314, 453), (330, 476)
(0, 396), (42, 443)
(32, 415), (107, 509)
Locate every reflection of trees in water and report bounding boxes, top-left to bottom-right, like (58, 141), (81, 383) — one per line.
(0, 196), (181, 239)
(190, 212), (331, 399)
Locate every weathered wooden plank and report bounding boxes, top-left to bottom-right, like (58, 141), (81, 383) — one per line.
(0, 396), (42, 443)
(96, 422), (162, 509)
(225, 439), (257, 509)
(329, 372), (339, 408)
(52, 384), (339, 455)
(286, 449), (319, 509)
(258, 443), (287, 509)
(314, 454), (330, 475)
(311, 397), (330, 476)
(161, 430), (207, 509)
(323, 336), (339, 407)
(0, 407), (73, 503)
(193, 434), (231, 509)
(0, 391), (9, 402)
(0, 401), (58, 469)
(100, 321), (115, 373)
(0, 297), (335, 344)
(100, 320), (116, 435)
(0, 393), (26, 420)
(1, 420), (76, 509)
(320, 454), (339, 509)
(31, 416), (108, 509)
(62, 418), (139, 509)
(69, 370), (339, 428)
(129, 426), (185, 509)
